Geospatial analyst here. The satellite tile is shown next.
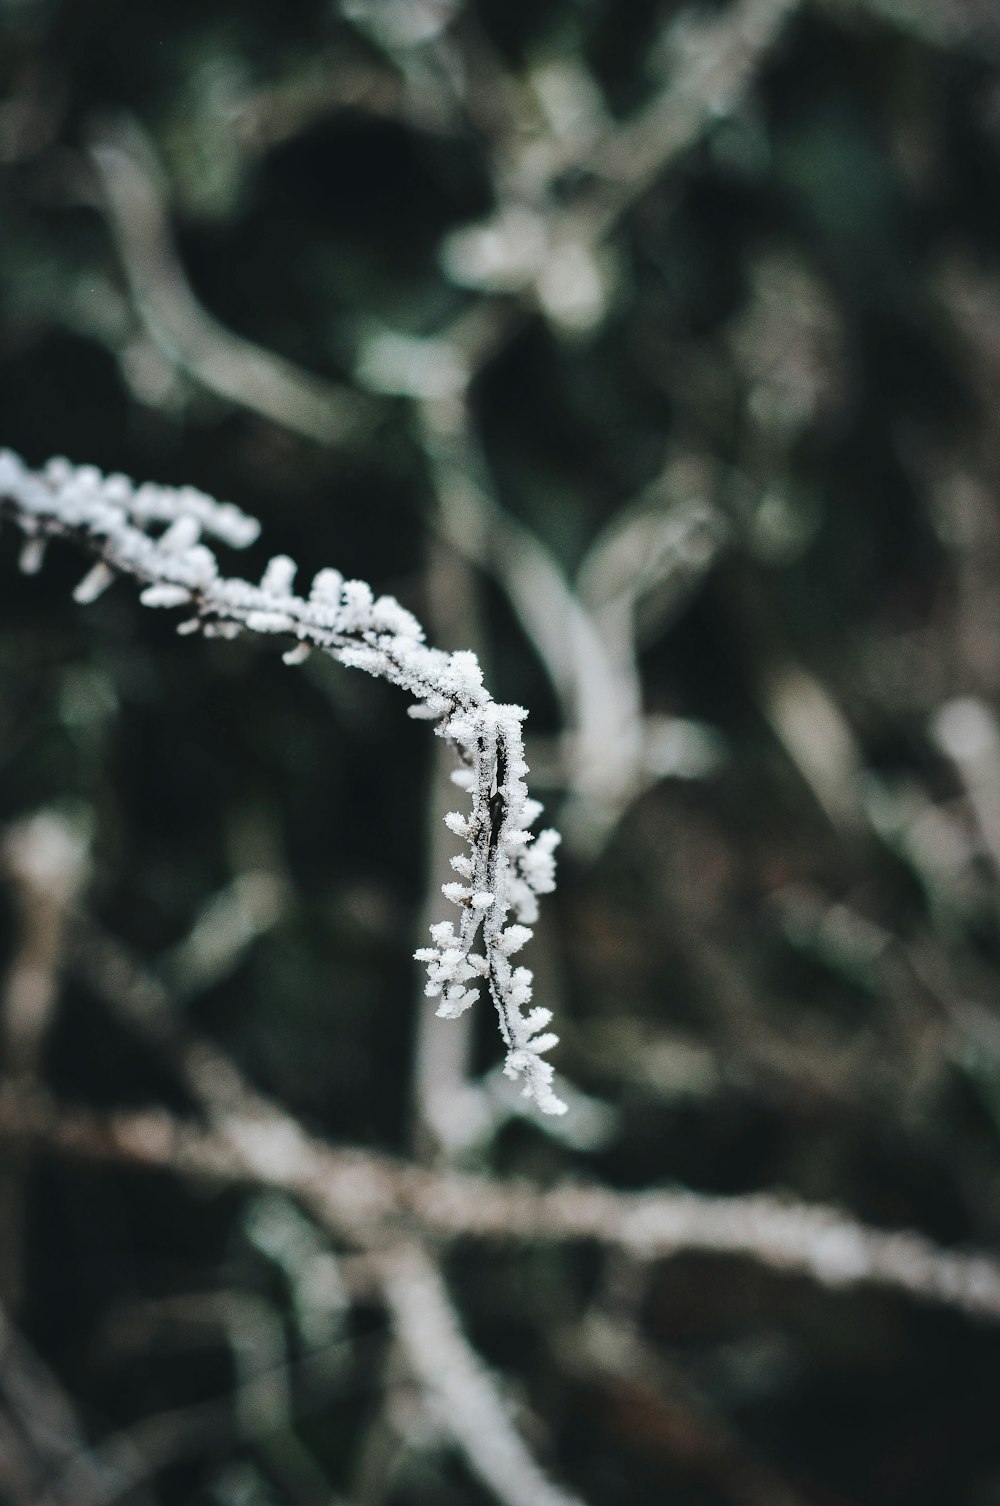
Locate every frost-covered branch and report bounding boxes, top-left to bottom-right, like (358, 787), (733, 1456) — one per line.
(0, 450), (565, 1114)
(9, 1089), (1000, 1327)
(381, 1243), (582, 1506)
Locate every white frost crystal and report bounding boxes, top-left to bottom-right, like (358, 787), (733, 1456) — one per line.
(0, 448), (565, 1114)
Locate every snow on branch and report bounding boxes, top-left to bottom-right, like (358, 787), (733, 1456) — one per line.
(0, 449), (565, 1114)
(382, 1243), (582, 1506)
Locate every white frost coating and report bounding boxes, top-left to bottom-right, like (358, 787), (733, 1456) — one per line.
(38, 456), (261, 548)
(0, 449), (565, 1114)
(73, 561), (115, 604)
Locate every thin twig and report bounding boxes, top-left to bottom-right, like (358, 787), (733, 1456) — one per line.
(380, 1242), (582, 1506)
(87, 118), (372, 446)
(0, 814), (88, 1308)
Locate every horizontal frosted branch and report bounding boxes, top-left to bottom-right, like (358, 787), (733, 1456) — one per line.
(9, 1090), (1000, 1327)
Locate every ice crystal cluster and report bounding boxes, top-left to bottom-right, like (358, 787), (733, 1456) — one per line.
(0, 450), (565, 1114)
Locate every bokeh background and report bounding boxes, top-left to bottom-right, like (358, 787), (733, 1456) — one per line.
(5, 0), (1000, 1501)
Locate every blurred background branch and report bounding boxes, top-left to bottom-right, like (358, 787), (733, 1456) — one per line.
(6, 0), (1000, 1500)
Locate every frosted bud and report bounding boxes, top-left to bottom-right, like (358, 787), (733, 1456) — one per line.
(445, 650), (483, 696)
(140, 583), (192, 609)
(18, 536), (46, 575)
(436, 986), (477, 1018)
(340, 580), (374, 630)
(502, 828), (532, 850)
(509, 966), (533, 1006)
(372, 595), (422, 639)
(246, 609), (294, 633)
(282, 641), (311, 665)
(409, 695), (449, 721)
(498, 924), (533, 954)
(444, 712), (476, 743)
(183, 544), (218, 587)
(443, 811), (469, 837)
(42, 456), (72, 485)
(102, 473), (132, 504)
(471, 891), (495, 909)
(310, 568), (343, 603)
(73, 562), (115, 604)
(260, 555), (297, 596)
(520, 828), (560, 894)
(159, 516), (201, 553)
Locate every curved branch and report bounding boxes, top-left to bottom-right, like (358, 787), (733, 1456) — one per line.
(0, 449), (565, 1113)
(87, 119), (371, 446)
